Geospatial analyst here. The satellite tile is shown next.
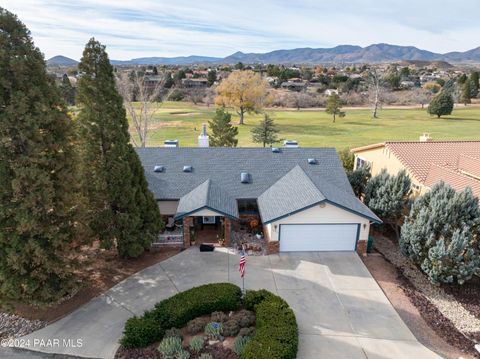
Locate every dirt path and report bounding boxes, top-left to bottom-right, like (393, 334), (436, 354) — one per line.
(363, 252), (474, 359)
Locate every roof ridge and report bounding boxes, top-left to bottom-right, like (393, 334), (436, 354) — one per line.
(386, 140), (480, 144)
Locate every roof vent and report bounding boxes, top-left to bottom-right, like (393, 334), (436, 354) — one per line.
(183, 165), (192, 172)
(153, 165), (165, 172)
(307, 158), (317, 165)
(240, 172), (250, 184)
(164, 139), (179, 147)
(283, 140), (299, 148)
(271, 147), (280, 153)
(419, 133), (432, 142)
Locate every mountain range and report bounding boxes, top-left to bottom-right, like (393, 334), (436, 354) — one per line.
(47, 43), (480, 66)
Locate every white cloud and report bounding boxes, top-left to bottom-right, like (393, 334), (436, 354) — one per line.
(2, 0), (479, 60)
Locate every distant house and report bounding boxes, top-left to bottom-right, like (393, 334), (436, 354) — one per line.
(280, 81), (308, 91)
(400, 80), (415, 89)
(144, 75), (163, 89)
(352, 136), (480, 198)
(181, 78), (209, 88)
(324, 89), (339, 96)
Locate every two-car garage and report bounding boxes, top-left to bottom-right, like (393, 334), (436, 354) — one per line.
(279, 223), (360, 252)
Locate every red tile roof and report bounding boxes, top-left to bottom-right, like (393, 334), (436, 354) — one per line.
(424, 164), (480, 198)
(384, 141), (480, 182)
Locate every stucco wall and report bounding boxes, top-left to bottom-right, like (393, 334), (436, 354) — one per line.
(265, 202), (371, 242)
(353, 146), (424, 193)
(158, 200), (179, 216)
(187, 208), (223, 217)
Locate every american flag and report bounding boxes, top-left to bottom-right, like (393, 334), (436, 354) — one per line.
(239, 252), (246, 278)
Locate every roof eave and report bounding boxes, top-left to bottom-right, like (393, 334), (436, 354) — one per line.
(261, 199), (382, 225)
(174, 205), (239, 220)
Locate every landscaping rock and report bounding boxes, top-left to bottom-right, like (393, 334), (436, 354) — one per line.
(0, 312), (46, 339)
(374, 235), (480, 335)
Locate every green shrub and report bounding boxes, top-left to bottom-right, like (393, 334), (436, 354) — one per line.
(120, 316), (161, 349)
(189, 336), (204, 353)
(165, 327), (182, 339)
(168, 89), (185, 101)
(233, 336), (251, 356)
(121, 283), (241, 348)
(175, 350), (190, 359)
(205, 322), (222, 339)
(210, 311), (228, 323)
(243, 289), (275, 310)
(158, 336), (182, 359)
(400, 182), (480, 284)
(238, 326), (255, 337)
(233, 309), (255, 328)
(186, 317), (209, 335)
(199, 354), (213, 359)
(222, 318), (240, 336)
(242, 291), (298, 359)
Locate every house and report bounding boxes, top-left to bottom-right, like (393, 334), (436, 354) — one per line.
(324, 89), (339, 96)
(351, 136), (480, 198)
(181, 78), (208, 88)
(136, 128), (380, 255)
(280, 81), (308, 91)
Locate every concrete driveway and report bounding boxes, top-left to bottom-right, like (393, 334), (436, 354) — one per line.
(9, 248), (440, 359)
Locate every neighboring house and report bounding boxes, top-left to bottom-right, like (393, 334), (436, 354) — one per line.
(280, 81), (308, 91)
(324, 89), (339, 96)
(351, 136), (480, 198)
(137, 129), (380, 255)
(181, 78), (208, 88)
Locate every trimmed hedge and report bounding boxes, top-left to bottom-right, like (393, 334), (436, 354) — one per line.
(242, 290), (298, 359)
(120, 283), (242, 348)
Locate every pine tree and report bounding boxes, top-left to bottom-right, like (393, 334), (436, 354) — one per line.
(460, 80), (471, 105)
(364, 169), (411, 238)
(251, 114), (280, 147)
(400, 182), (480, 284)
(208, 108), (238, 147)
(76, 38), (161, 258)
(59, 74), (75, 105)
(470, 72), (479, 98)
(325, 93), (345, 122)
(427, 91), (454, 118)
(347, 166), (371, 199)
(0, 8), (79, 303)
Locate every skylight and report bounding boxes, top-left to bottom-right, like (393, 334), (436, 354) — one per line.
(240, 172), (250, 183)
(153, 165), (165, 172)
(183, 165), (192, 172)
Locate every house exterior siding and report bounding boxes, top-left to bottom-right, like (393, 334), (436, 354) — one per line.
(352, 145), (425, 193)
(158, 200), (179, 216)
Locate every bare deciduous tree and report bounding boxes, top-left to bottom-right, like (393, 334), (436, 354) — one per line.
(368, 68), (383, 118)
(116, 71), (166, 147)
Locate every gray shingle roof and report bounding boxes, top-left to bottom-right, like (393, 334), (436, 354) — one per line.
(136, 147), (380, 223)
(175, 179), (239, 219)
(258, 165), (325, 223)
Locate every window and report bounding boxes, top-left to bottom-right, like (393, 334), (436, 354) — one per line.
(356, 156), (366, 169)
(237, 199), (259, 214)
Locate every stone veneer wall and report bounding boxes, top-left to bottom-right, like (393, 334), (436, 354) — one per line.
(182, 217), (193, 248)
(356, 239), (367, 256)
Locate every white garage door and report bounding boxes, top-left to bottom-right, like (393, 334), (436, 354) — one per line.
(279, 224), (359, 252)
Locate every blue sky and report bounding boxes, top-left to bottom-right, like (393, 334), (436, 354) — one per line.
(2, 0), (480, 60)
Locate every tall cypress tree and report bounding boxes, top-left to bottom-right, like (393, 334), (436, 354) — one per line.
(0, 8), (79, 303)
(76, 38), (161, 258)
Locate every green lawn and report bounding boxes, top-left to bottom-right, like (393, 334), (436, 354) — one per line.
(136, 102), (480, 149)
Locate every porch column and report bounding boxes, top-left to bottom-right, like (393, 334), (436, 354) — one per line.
(183, 217), (193, 248)
(224, 217), (232, 247)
